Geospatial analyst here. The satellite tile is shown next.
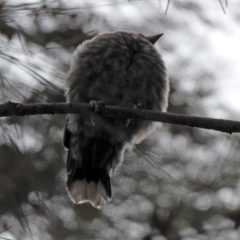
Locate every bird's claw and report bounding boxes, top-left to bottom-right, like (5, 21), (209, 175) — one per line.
(129, 102), (142, 110)
(89, 100), (105, 113)
(126, 102), (142, 126)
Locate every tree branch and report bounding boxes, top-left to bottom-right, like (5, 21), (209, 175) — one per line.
(0, 101), (239, 134)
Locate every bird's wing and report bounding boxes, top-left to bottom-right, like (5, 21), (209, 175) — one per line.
(63, 117), (71, 150)
(63, 117), (76, 175)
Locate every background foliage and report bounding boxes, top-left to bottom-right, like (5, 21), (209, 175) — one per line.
(1, 1), (240, 239)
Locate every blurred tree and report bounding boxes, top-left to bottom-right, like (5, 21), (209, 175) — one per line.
(1, 1), (240, 240)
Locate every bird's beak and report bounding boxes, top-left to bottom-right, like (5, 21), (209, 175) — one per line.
(146, 33), (164, 44)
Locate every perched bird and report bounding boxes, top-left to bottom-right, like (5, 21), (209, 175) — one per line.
(63, 31), (169, 208)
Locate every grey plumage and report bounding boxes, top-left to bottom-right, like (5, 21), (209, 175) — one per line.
(64, 31), (169, 208)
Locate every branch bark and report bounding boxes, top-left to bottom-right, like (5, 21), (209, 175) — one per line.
(0, 101), (239, 134)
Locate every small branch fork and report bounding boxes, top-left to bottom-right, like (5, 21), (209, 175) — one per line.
(0, 101), (239, 134)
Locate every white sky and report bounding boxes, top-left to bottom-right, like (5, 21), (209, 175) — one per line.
(72, 0), (240, 118)
(90, 0), (240, 119)
(2, 0), (240, 119)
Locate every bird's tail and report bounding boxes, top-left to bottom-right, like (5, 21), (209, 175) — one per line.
(66, 164), (112, 208)
(65, 135), (124, 208)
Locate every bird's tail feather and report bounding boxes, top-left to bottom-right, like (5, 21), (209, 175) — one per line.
(66, 167), (112, 208)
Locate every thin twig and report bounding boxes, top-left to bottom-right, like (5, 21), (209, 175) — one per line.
(135, 149), (184, 191)
(0, 101), (240, 134)
(218, 0), (226, 14)
(165, 0), (170, 15)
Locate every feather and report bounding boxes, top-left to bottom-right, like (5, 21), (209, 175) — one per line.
(64, 31), (169, 207)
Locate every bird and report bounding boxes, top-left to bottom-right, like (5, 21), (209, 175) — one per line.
(63, 30), (169, 208)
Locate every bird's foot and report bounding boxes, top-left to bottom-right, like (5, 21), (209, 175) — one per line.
(129, 102), (142, 110)
(89, 100), (105, 113)
(126, 102), (142, 126)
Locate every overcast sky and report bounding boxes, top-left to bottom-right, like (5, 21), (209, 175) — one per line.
(3, 0), (240, 119)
